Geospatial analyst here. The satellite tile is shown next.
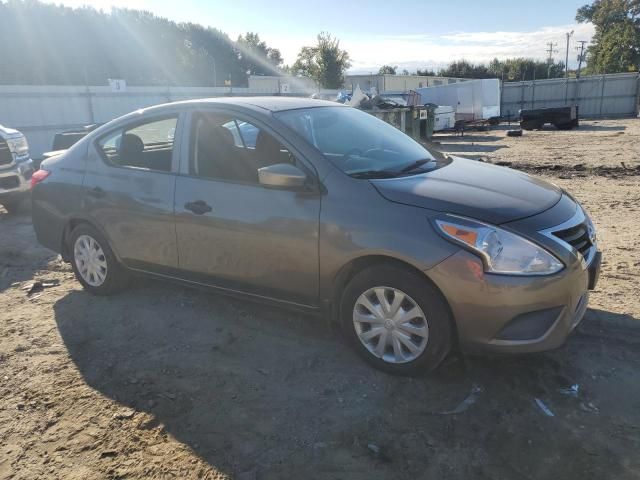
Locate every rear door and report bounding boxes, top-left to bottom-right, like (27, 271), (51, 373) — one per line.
(83, 112), (183, 271)
(173, 108), (321, 306)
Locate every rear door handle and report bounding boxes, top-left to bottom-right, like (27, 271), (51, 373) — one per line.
(184, 200), (212, 215)
(87, 186), (105, 198)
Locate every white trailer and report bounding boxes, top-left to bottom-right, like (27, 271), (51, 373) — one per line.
(416, 79), (500, 122)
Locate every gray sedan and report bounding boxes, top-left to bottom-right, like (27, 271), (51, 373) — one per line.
(31, 97), (601, 374)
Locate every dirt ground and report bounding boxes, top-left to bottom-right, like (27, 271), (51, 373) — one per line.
(1, 119), (639, 480)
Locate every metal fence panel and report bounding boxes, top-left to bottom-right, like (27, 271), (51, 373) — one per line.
(0, 85), (340, 158)
(501, 72), (639, 119)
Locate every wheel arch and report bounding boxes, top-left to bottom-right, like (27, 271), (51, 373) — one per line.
(60, 216), (122, 263)
(329, 255), (457, 341)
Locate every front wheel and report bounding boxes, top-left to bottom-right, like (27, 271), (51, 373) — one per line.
(69, 224), (129, 295)
(341, 265), (453, 375)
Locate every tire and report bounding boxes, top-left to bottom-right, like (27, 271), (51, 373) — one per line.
(340, 264), (453, 375)
(68, 223), (129, 295)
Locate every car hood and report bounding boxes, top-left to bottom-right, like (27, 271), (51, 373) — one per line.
(370, 156), (562, 224)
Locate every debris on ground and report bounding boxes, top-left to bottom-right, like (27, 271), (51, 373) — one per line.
(534, 398), (555, 417)
(580, 401), (600, 414)
(367, 443), (380, 455)
(22, 278), (60, 296)
(507, 129), (523, 137)
(558, 384), (580, 397)
(366, 443), (392, 463)
(437, 384), (483, 415)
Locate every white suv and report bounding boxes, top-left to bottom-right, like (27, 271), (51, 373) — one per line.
(0, 125), (34, 213)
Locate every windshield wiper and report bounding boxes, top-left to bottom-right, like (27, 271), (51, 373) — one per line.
(398, 159), (432, 173)
(349, 170), (399, 179)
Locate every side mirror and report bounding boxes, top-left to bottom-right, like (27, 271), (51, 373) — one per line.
(258, 163), (307, 188)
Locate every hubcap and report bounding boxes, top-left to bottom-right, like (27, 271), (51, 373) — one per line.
(353, 287), (429, 364)
(74, 234), (108, 287)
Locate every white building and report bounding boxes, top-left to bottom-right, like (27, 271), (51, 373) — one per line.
(343, 74), (467, 93)
(248, 75), (319, 94)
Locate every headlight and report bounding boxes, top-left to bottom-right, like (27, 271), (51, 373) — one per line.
(435, 216), (564, 275)
(6, 137), (29, 157)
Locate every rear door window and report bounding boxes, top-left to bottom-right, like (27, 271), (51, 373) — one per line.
(97, 117), (178, 172)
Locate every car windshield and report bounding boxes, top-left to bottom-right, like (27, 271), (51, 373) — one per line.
(274, 106), (444, 178)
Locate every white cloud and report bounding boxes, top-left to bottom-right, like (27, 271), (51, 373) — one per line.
(342, 23), (595, 74)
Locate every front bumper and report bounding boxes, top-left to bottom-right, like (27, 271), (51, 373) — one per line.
(426, 248), (597, 354)
(0, 158), (34, 202)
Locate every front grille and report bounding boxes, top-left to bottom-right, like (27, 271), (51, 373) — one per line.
(0, 176), (20, 190)
(552, 222), (592, 258)
(0, 140), (12, 166)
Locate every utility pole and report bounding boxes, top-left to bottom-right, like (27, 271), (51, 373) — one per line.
(546, 41), (558, 78)
(576, 40), (587, 78)
(565, 30), (574, 78)
(212, 57), (217, 88)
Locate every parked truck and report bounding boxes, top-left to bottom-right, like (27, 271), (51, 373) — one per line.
(0, 125), (34, 213)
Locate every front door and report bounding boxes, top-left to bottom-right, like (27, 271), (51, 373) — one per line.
(174, 110), (320, 306)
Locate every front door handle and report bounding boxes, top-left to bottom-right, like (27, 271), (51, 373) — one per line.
(184, 200), (212, 215)
(87, 186), (105, 198)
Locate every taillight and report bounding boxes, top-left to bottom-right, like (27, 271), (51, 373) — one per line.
(30, 169), (50, 189)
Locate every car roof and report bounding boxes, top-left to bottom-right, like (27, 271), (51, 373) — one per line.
(146, 96), (343, 114)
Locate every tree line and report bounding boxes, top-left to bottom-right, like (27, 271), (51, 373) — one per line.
(0, 1), (351, 88)
(378, 59), (567, 81)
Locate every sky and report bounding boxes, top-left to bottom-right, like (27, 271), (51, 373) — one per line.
(43, 0), (595, 73)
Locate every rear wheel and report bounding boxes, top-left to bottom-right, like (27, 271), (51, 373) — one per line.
(341, 265), (453, 375)
(69, 224), (129, 295)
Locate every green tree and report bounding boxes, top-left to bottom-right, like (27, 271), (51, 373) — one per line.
(378, 65), (397, 74)
(436, 58), (564, 81)
(291, 32), (351, 88)
(576, 0), (640, 73)
(416, 68), (436, 76)
(490, 57), (565, 80)
(438, 60), (493, 78)
(237, 32), (284, 76)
